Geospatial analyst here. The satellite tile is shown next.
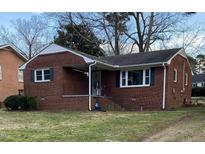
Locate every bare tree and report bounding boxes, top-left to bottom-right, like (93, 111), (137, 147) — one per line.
(125, 12), (187, 53)
(46, 12), (195, 55)
(0, 15), (51, 59)
(46, 12), (130, 56)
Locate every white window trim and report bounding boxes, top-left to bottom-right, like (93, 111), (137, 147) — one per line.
(34, 68), (51, 83)
(120, 68), (151, 88)
(18, 70), (24, 82)
(174, 68), (177, 82)
(185, 73), (188, 86)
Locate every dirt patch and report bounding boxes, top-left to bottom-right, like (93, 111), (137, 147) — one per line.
(143, 111), (205, 141)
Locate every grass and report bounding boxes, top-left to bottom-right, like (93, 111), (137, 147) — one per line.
(0, 107), (204, 141)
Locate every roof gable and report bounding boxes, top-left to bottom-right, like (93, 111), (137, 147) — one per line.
(0, 44), (27, 62)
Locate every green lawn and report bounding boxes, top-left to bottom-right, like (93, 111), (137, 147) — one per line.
(0, 107), (204, 141)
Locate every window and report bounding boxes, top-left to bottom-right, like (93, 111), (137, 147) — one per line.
(145, 69), (150, 84)
(173, 68), (177, 82)
(0, 65), (2, 80)
(120, 69), (150, 87)
(128, 70), (143, 85)
(18, 70), (23, 82)
(34, 68), (51, 82)
(185, 73), (188, 86)
(202, 82), (205, 87)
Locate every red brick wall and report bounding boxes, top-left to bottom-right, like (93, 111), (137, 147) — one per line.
(24, 52), (89, 110)
(166, 54), (192, 109)
(101, 67), (164, 111)
(62, 68), (88, 95)
(37, 96), (89, 110)
(0, 48), (25, 102)
(24, 51), (192, 111)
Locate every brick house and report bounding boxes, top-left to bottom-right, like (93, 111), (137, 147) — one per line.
(20, 44), (192, 111)
(0, 44), (27, 102)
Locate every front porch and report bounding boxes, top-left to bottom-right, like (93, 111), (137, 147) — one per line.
(62, 63), (121, 111)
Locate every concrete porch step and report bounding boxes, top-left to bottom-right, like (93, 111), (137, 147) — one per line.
(93, 96), (126, 111)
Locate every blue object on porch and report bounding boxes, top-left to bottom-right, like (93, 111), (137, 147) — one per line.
(95, 98), (101, 111)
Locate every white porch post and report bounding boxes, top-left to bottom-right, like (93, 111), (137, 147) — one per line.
(88, 64), (92, 111)
(88, 62), (96, 111)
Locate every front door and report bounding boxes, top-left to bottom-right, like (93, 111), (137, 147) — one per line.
(92, 71), (101, 96)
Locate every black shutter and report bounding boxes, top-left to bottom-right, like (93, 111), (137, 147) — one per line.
(116, 70), (120, 88)
(50, 68), (54, 81)
(150, 67), (155, 86)
(31, 70), (34, 82)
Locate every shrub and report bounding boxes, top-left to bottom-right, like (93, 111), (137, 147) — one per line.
(4, 95), (20, 110)
(192, 87), (205, 97)
(4, 95), (37, 111)
(27, 96), (37, 110)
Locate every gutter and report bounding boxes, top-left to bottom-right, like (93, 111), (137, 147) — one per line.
(88, 61), (96, 111)
(162, 63), (167, 110)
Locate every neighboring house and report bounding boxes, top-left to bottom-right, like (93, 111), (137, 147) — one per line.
(0, 44), (27, 102)
(20, 44), (192, 111)
(192, 74), (205, 88)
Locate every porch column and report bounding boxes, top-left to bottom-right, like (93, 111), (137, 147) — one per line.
(88, 65), (92, 111)
(88, 62), (96, 111)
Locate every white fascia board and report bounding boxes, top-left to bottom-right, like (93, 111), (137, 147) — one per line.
(167, 48), (187, 65)
(95, 60), (118, 68)
(166, 48), (193, 74)
(40, 44), (94, 63)
(19, 54), (38, 70)
(117, 62), (165, 69)
(20, 44), (95, 70)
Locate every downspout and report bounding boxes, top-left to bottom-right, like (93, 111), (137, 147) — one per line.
(162, 63), (167, 110)
(88, 61), (96, 111)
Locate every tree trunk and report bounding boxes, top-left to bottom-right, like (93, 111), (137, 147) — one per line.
(144, 12), (154, 52)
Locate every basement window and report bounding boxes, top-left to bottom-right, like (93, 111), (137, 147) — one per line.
(34, 68), (51, 82)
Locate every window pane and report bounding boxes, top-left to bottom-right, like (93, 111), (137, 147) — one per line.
(122, 79), (126, 86)
(145, 77), (150, 84)
(145, 69), (150, 84)
(128, 70), (143, 85)
(44, 69), (51, 80)
(146, 69), (149, 76)
(36, 75), (42, 81)
(44, 69), (50, 75)
(36, 70), (42, 81)
(44, 74), (51, 80)
(122, 71), (126, 78)
(36, 70), (42, 76)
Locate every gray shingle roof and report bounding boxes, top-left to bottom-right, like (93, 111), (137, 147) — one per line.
(99, 48), (182, 66)
(193, 74), (205, 83)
